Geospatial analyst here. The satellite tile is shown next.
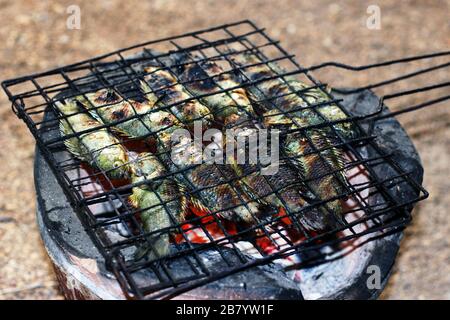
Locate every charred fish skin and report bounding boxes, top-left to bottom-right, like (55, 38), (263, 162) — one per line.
(171, 52), (337, 230)
(56, 99), (129, 179)
(79, 86), (262, 224)
(190, 163), (262, 223)
(229, 52), (352, 206)
(129, 153), (186, 261)
(78, 89), (180, 142)
(172, 53), (256, 127)
(136, 54), (268, 223)
(265, 112), (347, 187)
(140, 66), (213, 128)
(227, 52), (349, 231)
(237, 161), (340, 231)
(138, 75), (265, 224)
(171, 53), (287, 219)
(284, 123), (345, 228)
(228, 52), (357, 139)
(222, 123), (343, 231)
(168, 134), (262, 224)
(78, 85), (261, 244)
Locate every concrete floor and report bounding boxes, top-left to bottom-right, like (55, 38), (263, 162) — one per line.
(0, 0), (448, 299)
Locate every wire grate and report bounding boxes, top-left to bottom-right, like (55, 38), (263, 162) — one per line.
(2, 20), (443, 299)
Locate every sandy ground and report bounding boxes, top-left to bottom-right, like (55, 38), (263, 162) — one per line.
(0, 0), (448, 299)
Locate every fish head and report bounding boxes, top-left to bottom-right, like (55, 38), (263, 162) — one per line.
(55, 99), (80, 116)
(130, 153), (166, 189)
(95, 144), (129, 179)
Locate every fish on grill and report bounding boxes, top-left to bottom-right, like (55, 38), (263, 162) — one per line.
(171, 53), (256, 127)
(163, 118), (264, 224)
(78, 89), (180, 142)
(60, 49), (355, 241)
(169, 53), (280, 219)
(140, 66), (264, 223)
(224, 52), (352, 231)
(77, 85), (265, 225)
(140, 65), (213, 128)
(171, 52), (336, 232)
(172, 141), (263, 224)
(129, 153), (186, 261)
(228, 52), (356, 139)
(56, 99), (129, 179)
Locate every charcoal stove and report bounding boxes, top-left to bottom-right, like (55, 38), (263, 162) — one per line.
(3, 21), (447, 300)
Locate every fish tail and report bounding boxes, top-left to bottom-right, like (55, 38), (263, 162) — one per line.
(59, 120), (85, 160)
(55, 99), (79, 116)
(56, 100), (87, 160)
(139, 80), (153, 101)
(130, 189), (172, 261)
(71, 95), (105, 123)
(134, 233), (170, 262)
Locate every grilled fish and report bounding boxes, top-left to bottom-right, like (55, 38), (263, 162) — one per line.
(140, 66), (213, 128)
(226, 52), (350, 231)
(172, 53), (335, 230)
(229, 52), (356, 138)
(129, 153), (186, 260)
(169, 134), (262, 223)
(137, 68), (267, 223)
(56, 99), (129, 179)
(235, 162), (339, 231)
(78, 89), (180, 143)
(173, 53), (256, 127)
(78, 88), (263, 224)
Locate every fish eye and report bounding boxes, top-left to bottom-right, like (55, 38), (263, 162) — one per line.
(162, 116), (172, 125)
(133, 166), (143, 177)
(113, 161), (123, 169)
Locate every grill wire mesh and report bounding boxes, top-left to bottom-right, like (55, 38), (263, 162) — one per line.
(3, 20), (446, 299)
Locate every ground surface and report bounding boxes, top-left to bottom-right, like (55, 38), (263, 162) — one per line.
(0, 0), (448, 299)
